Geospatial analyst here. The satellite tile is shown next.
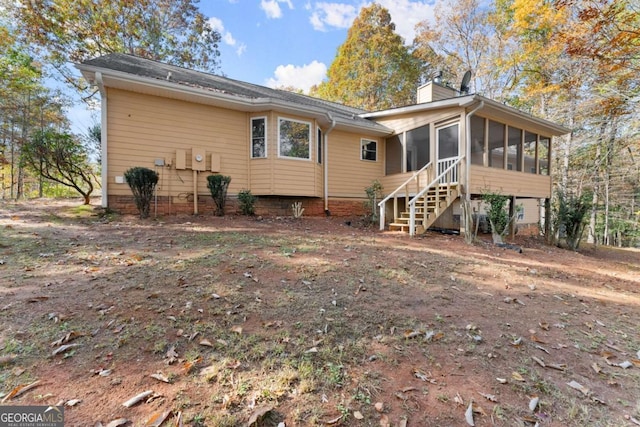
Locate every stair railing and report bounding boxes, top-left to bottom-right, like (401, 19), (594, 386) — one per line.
(378, 161), (432, 230)
(408, 156), (463, 236)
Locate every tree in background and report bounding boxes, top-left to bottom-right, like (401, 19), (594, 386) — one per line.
(21, 129), (97, 204)
(1, 17), (69, 200)
(311, 4), (421, 110)
(11, 0), (221, 94)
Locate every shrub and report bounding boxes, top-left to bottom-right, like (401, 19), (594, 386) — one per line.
(207, 174), (231, 216)
(482, 192), (510, 236)
(124, 167), (158, 219)
(364, 180), (383, 223)
(238, 189), (257, 216)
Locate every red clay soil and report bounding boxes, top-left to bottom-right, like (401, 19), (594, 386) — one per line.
(0, 199), (639, 427)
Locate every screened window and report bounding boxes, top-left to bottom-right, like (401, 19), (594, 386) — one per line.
(251, 117), (266, 158)
(437, 123), (459, 159)
(524, 131), (537, 174)
(539, 137), (550, 175)
(488, 120), (505, 169)
(470, 115), (485, 166)
(385, 135), (402, 174)
(406, 124), (430, 172)
(361, 139), (377, 161)
(507, 126), (523, 171)
(278, 118), (311, 159)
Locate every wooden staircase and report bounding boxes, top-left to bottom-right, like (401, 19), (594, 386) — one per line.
(388, 184), (459, 234)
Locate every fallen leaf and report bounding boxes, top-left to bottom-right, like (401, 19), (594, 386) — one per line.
(165, 346), (178, 365)
(511, 337), (523, 346)
(591, 363), (602, 374)
(496, 378), (507, 384)
(547, 363), (567, 371)
(379, 414), (390, 427)
(52, 343), (81, 356)
(478, 392), (497, 402)
(532, 356), (545, 367)
(511, 372), (525, 382)
(230, 325), (243, 335)
(122, 390), (154, 408)
(539, 322), (550, 331)
(66, 399), (82, 407)
(105, 418), (129, 427)
(374, 402), (384, 412)
(199, 339), (214, 347)
(618, 361), (633, 369)
(1, 380), (41, 403)
(404, 329), (420, 339)
(145, 409), (172, 427)
(354, 411), (364, 420)
(567, 380), (590, 396)
(305, 347), (318, 354)
(530, 334), (546, 344)
(454, 392), (464, 405)
(51, 331), (84, 347)
(324, 415), (342, 425)
(465, 402), (475, 426)
(529, 396), (539, 411)
(150, 372), (171, 383)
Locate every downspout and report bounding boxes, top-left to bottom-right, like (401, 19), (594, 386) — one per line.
(324, 113), (336, 213)
(96, 72), (108, 208)
(465, 100), (484, 202)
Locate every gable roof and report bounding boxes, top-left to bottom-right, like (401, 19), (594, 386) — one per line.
(77, 53), (393, 136)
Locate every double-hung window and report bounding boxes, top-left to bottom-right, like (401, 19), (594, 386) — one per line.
(251, 117), (266, 158)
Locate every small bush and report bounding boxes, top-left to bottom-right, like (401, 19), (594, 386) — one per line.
(482, 192), (510, 235)
(238, 190), (257, 216)
(124, 167), (158, 219)
(364, 180), (383, 223)
(207, 174), (231, 216)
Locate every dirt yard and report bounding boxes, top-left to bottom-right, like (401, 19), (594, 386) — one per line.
(0, 198), (639, 427)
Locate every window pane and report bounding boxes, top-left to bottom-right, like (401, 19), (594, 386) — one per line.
(279, 119), (310, 159)
(507, 126), (523, 171)
(251, 118), (266, 158)
(539, 137), (550, 175)
(524, 131), (537, 174)
(438, 124), (458, 159)
(470, 115), (485, 166)
(385, 135), (402, 174)
(406, 124), (430, 172)
(361, 139), (377, 161)
(488, 120), (504, 169)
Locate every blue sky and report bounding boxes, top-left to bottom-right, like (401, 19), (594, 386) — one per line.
(203, 0), (437, 91)
(67, 0), (438, 133)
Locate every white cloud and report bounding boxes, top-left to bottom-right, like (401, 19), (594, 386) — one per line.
(308, 1), (436, 43)
(208, 17), (247, 56)
(265, 61), (328, 93)
(309, 2), (358, 31)
(260, 0), (294, 19)
(376, 0), (436, 43)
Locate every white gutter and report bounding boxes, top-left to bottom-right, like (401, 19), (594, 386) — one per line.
(96, 72), (108, 208)
(324, 113), (336, 212)
(77, 65), (393, 136)
(465, 100), (484, 203)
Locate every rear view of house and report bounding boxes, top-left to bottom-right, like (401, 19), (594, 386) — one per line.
(77, 54), (569, 235)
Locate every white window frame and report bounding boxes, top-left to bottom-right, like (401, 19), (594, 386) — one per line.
(278, 117), (312, 161)
(250, 116), (267, 159)
(361, 139), (377, 162)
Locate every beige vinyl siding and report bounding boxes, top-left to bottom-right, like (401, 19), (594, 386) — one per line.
(469, 165), (551, 198)
(379, 168), (432, 198)
(248, 112), (322, 197)
(107, 88), (248, 199)
(374, 108), (462, 135)
(328, 130), (383, 198)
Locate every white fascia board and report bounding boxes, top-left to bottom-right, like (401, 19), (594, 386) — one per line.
(77, 64), (393, 136)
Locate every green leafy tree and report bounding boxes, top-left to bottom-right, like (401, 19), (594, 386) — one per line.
(311, 3), (421, 110)
(21, 129), (97, 204)
(554, 190), (592, 251)
(11, 0), (221, 93)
